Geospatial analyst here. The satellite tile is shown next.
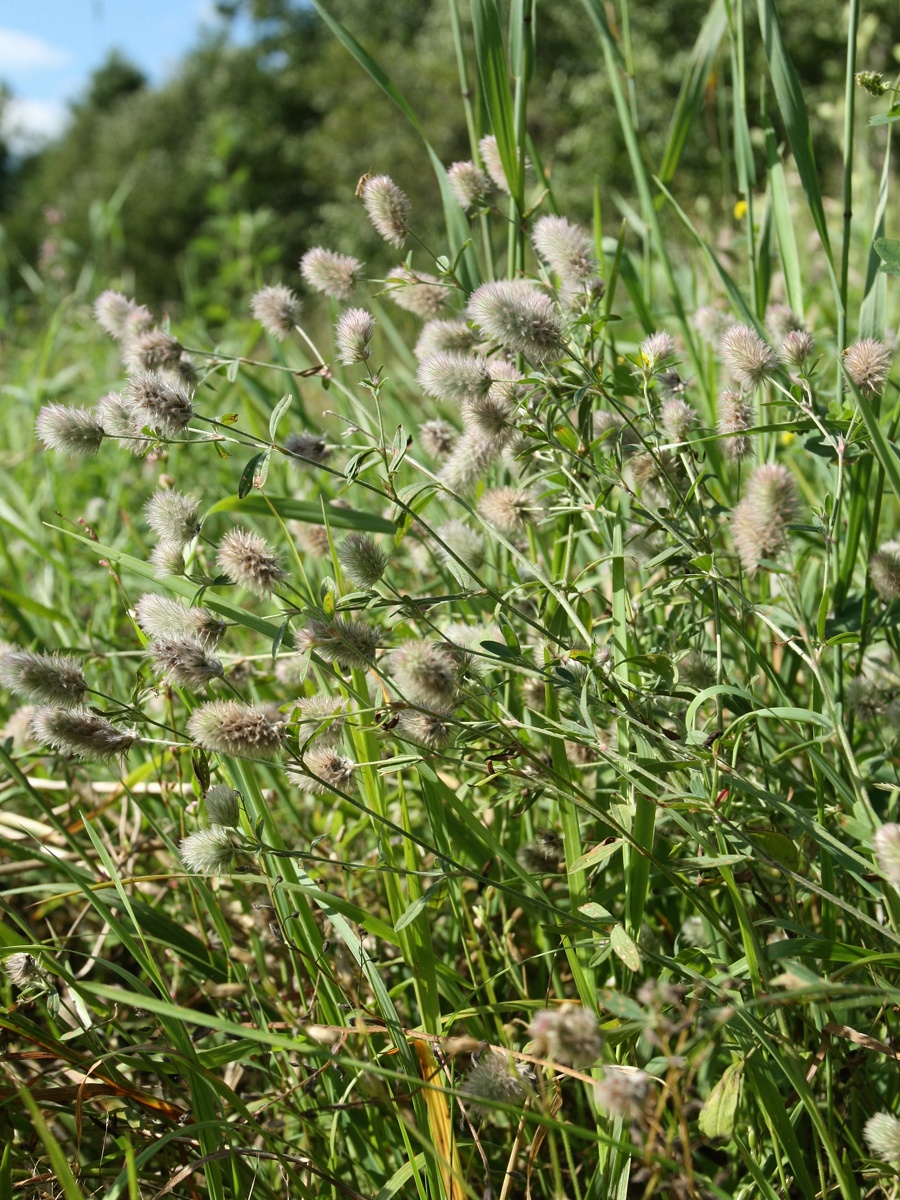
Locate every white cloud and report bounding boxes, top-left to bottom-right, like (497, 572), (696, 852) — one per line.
(0, 28), (70, 71)
(3, 98), (68, 151)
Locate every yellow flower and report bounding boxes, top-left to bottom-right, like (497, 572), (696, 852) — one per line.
(733, 199), (748, 220)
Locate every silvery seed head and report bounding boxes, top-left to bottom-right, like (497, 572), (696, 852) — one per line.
(145, 489), (201, 545)
(843, 337), (892, 396)
(134, 594), (225, 648)
(532, 215), (597, 285)
(150, 540), (186, 579)
(216, 528), (287, 598)
(31, 706), (138, 760)
(418, 418), (457, 459)
(295, 616), (378, 669)
(335, 308), (376, 366)
(148, 637), (224, 690)
(390, 640), (460, 708)
(870, 541), (900, 602)
(180, 827), (236, 875)
(730, 463), (800, 572)
(204, 784), (241, 828)
(0, 650), (87, 707)
(284, 432), (331, 465)
(660, 398), (697, 443)
(779, 329), (815, 367)
(478, 134), (512, 194)
(594, 1066), (650, 1118)
(529, 1004), (602, 1067)
(300, 247), (363, 300)
(874, 824), (900, 889)
(717, 390), (755, 461)
(338, 532), (388, 588)
(477, 486), (537, 534)
(289, 745), (356, 794)
(864, 1112), (900, 1163)
(188, 701), (284, 758)
(362, 175), (411, 248)
(418, 352), (492, 405)
(467, 280), (562, 361)
(36, 404), (106, 456)
(4, 952), (40, 985)
(396, 708), (453, 749)
(386, 266), (449, 319)
(720, 325), (776, 390)
(517, 829), (563, 872)
(123, 328), (184, 376)
(461, 1050), (532, 1118)
(93, 290), (140, 339)
(96, 391), (152, 456)
(448, 160), (491, 211)
(414, 318), (480, 361)
(126, 373), (194, 438)
(250, 284), (302, 340)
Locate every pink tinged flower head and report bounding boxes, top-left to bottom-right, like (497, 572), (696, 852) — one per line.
(335, 307), (376, 365)
(180, 827), (236, 875)
(418, 418), (457, 459)
(439, 425), (511, 494)
(31, 706), (138, 760)
(779, 329), (815, 367)
(532, 215), (597, 285)
(216, 528), (287, 598)
(467, 280), (562, 361)
(478, 135), (512, 194)
(35, 405), (105, 456)
(126, 373), (194, 439)
(874, 823), (900, 889)
(390, 639), (460, 708)
(150, 541), (186, 579)
(122, 328), (184, 376)
(289, 746), (356, 795)
(720, 324), (776, 390)
(461, 1050), (532, 1118)
(295, 695), (348, 746)
(148, 637), (224, 690)
(417, 351), (492, 405)
(764, 304), (803, 342)
(362, 175), (411, 248)
(448, 160), (491, 211)
(396, 708), (453, 749)
(0, 650), (87, 707)
(436, 519), (485, 575)
(251, 284), (302, 340)
(4, 952), (40, 986)
(188, 700), (284, 758)
(145, 489), (201, 546)
(660, 398), (697, 444)
(299, 247), (363, 300)
(843, 337), (892, 396)
(865, 1112), (900, 1163)
(730, 463), (800, 572)
(385, 266), (449, 319)
(414, 318), (479, 361)
(295, 616), (378, 669)
(870, 542), (900, 602)
(594, 1066), (650, 1118)
(717, 390), (755, 461)
(639, 331), (677, 372)
(529, 1003), (602, 1067)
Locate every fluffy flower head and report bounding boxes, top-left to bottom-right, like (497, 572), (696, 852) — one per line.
(251, 284), (302, 339)
(216, 528), (287, 598)
(188, 701), (284, 758)
(36, 405), (106, 457)
(362, 175), (410, 248)
(300, 247), (363, 300)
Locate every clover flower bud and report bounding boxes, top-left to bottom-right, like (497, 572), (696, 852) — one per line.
(204, 784), (241, 828)
(529, 1004), (602, 1067)
(692, 305), (730, 346)
(779, 329), (815, 367)
(180, 827), (236, 875)
(390, 640), (460, 708)
(289, 745), (356, 794)
(134, 594), (225, 649)
(385, 266), (449, 319)
(96, 391), (151, 456)
(188, 701), (284, 758)
(856, 71), (890, 96)
(145, 489), (200, 545)
(874, 824), (900, 889)
(93, 290), (140, 339)
(448, 160), (491, 211)
(461, 1050), (532, 1118)
(865, 1112), (900, 1162)
(31, 707), (138, 760)
(843, 337), (892, 396)
(677, 649), (716, 691)
(716, 390), (755, 461)
(418, 352), (492, 405)
(216, 528), (287, 598)
(300, 247), (363, 300)
(720, 325), (776, 390)
(362, 175), (410, 248)
(35, 404), (105, 456)
(478, 135), (513, 194)
(517, 829), (563, 872)
(532, 215), (597, 285)
(477, 486), (536, 534)
(4, 952), (41, 985)
(126, 372), (194, 438)
(418, 418), (457, 459)
(414, 318), (480, 361)
(468, 280), (562, 361)
(284, 432), (331, 465)
(295, 617), (378, 670)
(148, 637), (224, 690)
(396, 708), (453, 749)
(660, 398), (697, 443)
(870, 542), (900, 602)
(251, 284), (302, 340)
(338, 532), (388, 588)
(150, 541), (186, 579)
(436, 519), (486, 575)
(0, 650), (87, 707)
(123, 328), (184, 376)
(335, 308), (376, 366)
(730, 463), (800, 572)
(594, 1066), (650, 1118)
(296, 695), (347, 745)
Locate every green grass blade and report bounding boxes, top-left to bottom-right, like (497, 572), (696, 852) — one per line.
(658, 0), (727, 187)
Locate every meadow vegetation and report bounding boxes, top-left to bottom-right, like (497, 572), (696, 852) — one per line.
(3, 1), (900, 1198)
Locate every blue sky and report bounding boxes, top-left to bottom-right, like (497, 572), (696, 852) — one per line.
(0, 1), (249, 149)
